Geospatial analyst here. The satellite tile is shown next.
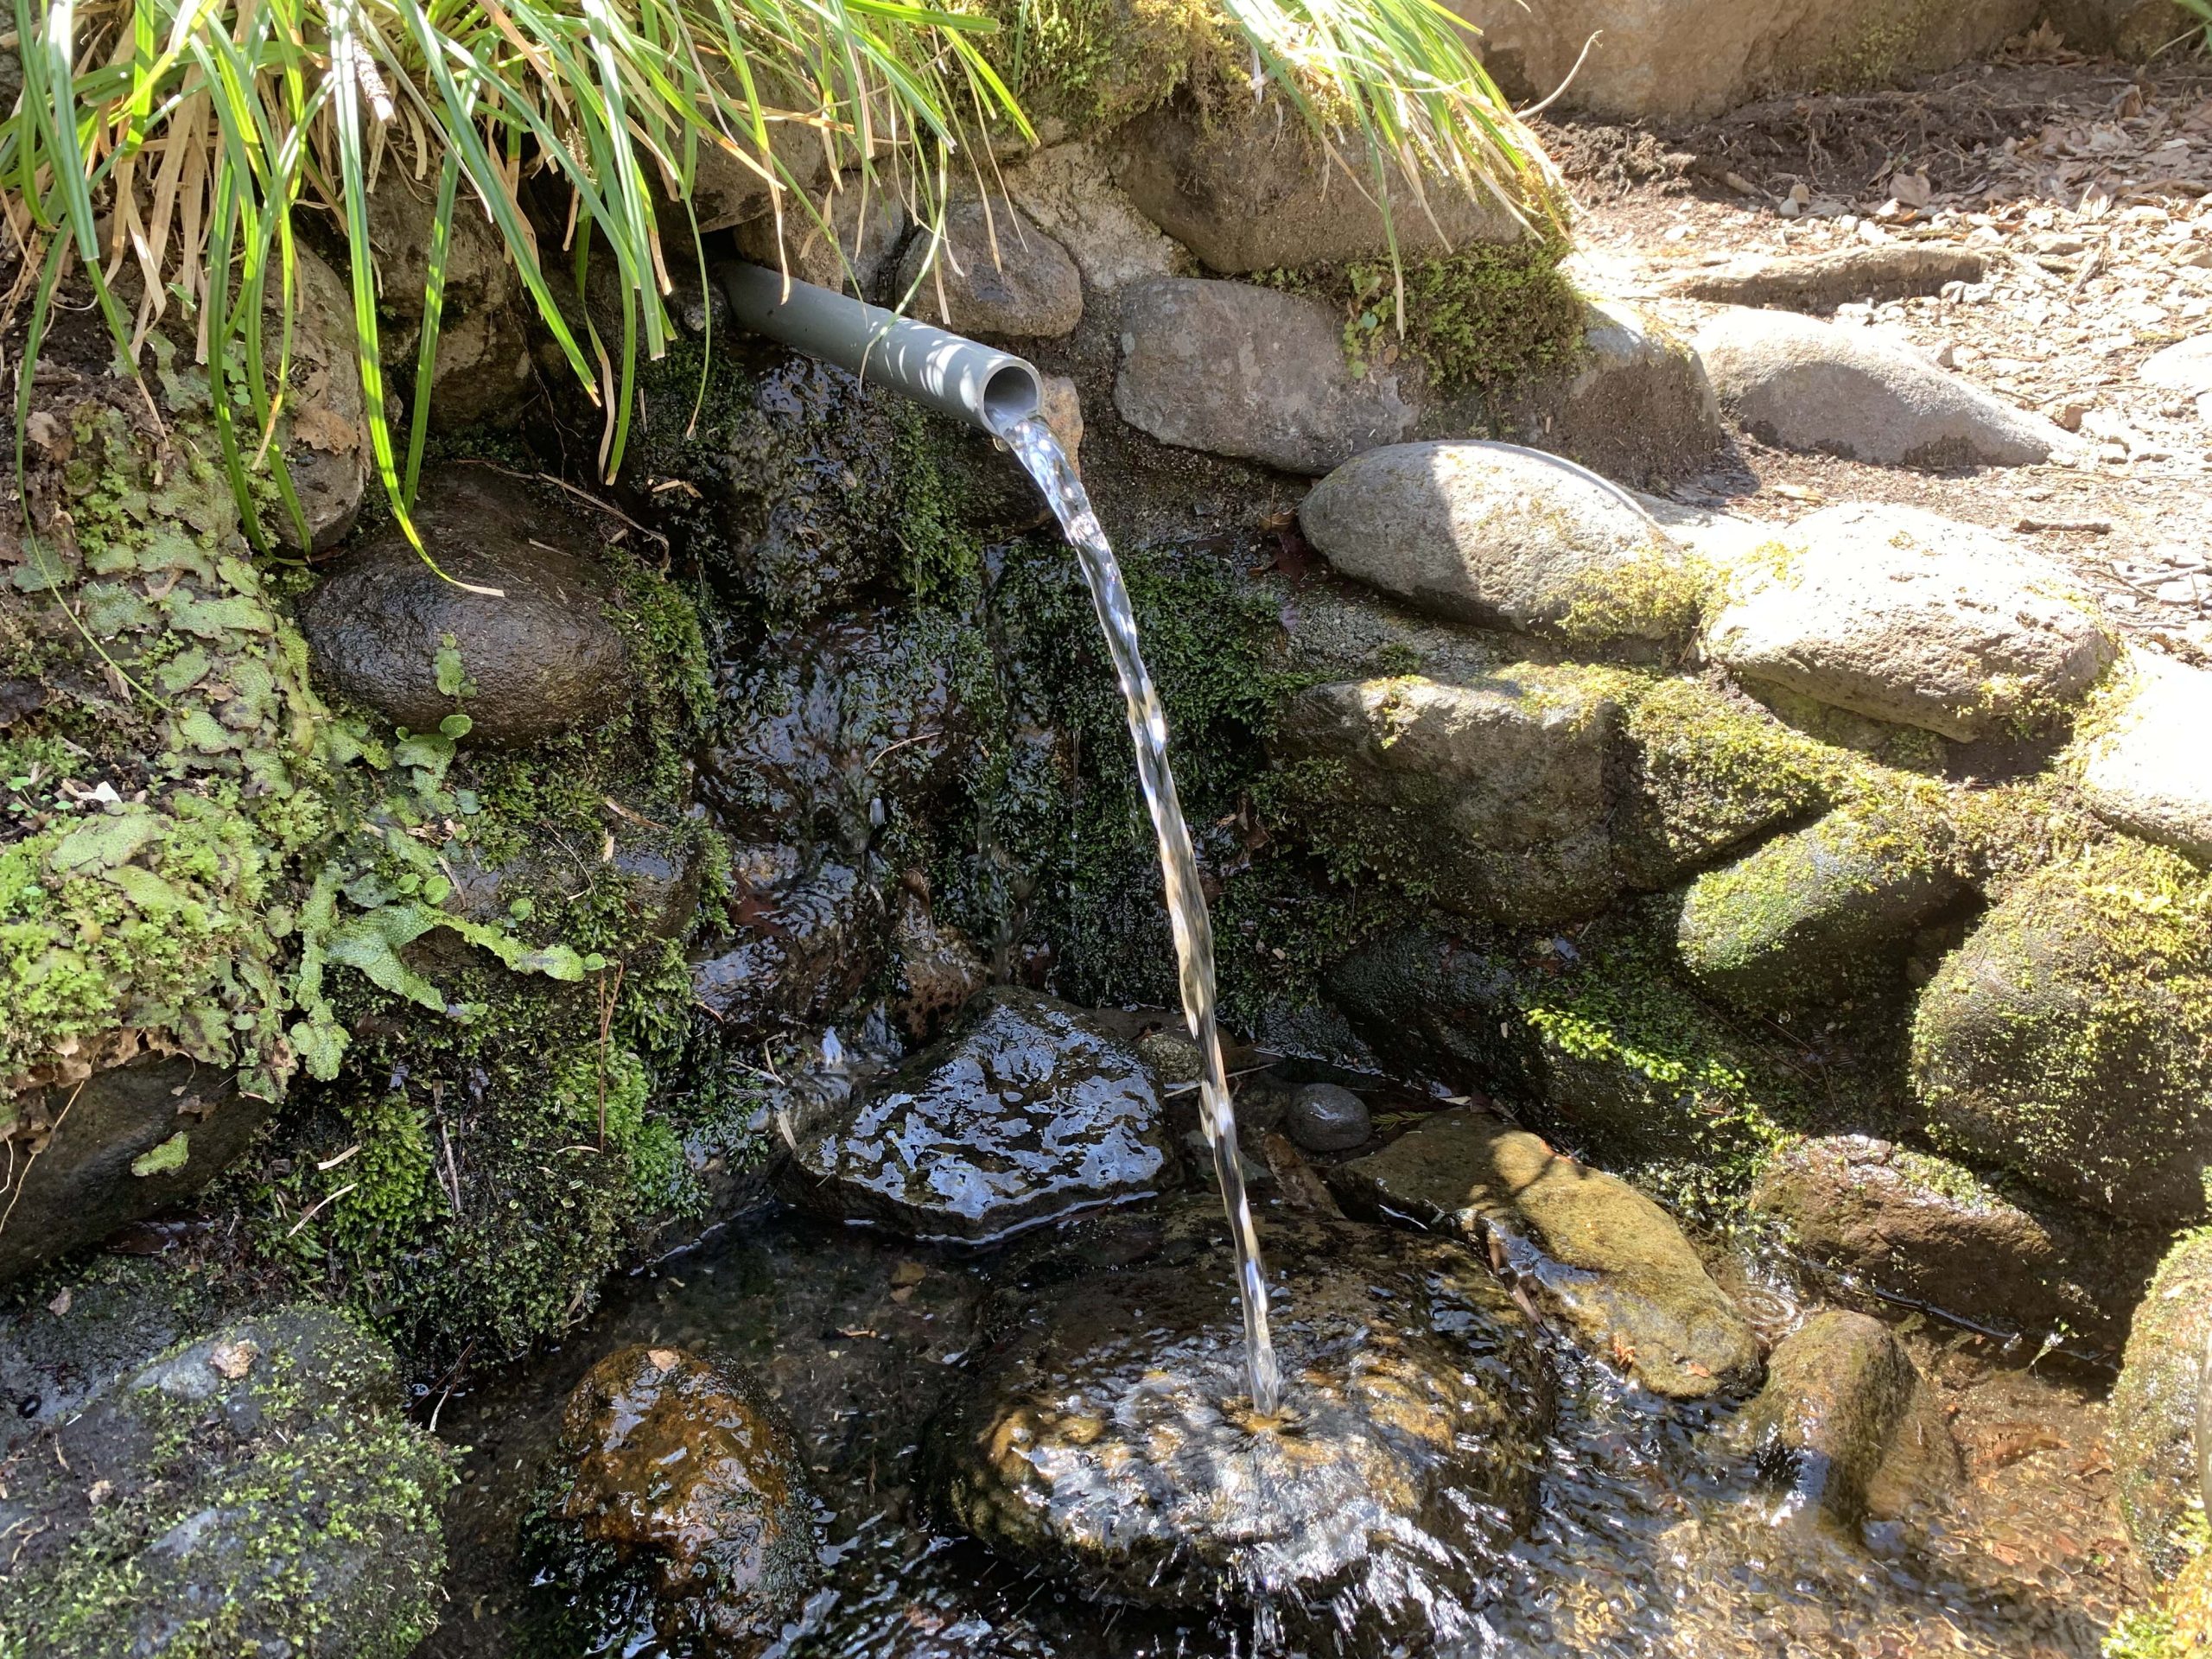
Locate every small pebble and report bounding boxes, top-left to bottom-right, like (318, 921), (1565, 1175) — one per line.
(1137, 1030), (1203, 1085)
(1286, 1083), (1371, 1153)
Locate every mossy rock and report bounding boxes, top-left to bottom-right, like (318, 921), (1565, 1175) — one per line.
(2111, 1228), (2212, 1575)
(1676, 796), (1967, 1013)
(0, 1301), (452, 1657)
(1606, 672), (1838, 891)
(1910, 836), (2212, 1226)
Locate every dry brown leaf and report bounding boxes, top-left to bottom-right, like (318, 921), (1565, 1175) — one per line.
(208, 1338), (259, 1380)
(289, 404), (360, 455)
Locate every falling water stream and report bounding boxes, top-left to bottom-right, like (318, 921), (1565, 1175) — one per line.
(993, 410), (1283, 1417)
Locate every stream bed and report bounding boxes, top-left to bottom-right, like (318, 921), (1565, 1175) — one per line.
(418, 1061), (2139, 1659)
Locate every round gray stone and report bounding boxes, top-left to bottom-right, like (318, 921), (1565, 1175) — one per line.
(1286, 1082), (1372, 1152)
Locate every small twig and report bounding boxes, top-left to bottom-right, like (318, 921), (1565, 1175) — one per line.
(287, 1182), (359, 1236)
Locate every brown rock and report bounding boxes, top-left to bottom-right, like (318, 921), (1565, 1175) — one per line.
(1329, 1108), (1758, 1398)
(1732, 1310), (1961, 1532)
(558, 1344), (818, 1653)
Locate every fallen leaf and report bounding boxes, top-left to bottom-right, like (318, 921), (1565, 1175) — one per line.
(46, 1287), (70, 1317)
(289, 404), (361, 455)
(646, 1347), (682, 1371)
(889, 1262), (927, 1288)
(207, 1338), (259, 1380)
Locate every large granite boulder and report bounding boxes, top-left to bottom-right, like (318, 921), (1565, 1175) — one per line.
(1329, 1108), (1759, 1398)
(1694, 308), (2070, 467)
(0, 1300), (451, 1657)
(780, 989), (1173, 1241)
(1111, 100), (1527, 273)
(928, 1202), (1552, 1616)
(298, 466), (632, 745)
(1910, 838), (2212, 1226)
(1114, 277), (1422, 474)
(1276, 666), (1621, 926)
(1447, 0), (2037, 118)
(1706, 503), (2114, 741)
(366, 170), (534, 428)
(893, 196), (1084, 338)
(1298, 440), (1707, 657)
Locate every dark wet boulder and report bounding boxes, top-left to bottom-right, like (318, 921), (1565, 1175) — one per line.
(0, 1300), (450, 1656)
(1330, 1108), (1758, 1399)
(1675, 799), (1967, 1014)
(1751, 1135), (2157, 1344)
(547, 1344), (818, 1655)
(701, 608), (980, 856)
(2110, 1229), (2212, 1574)
(0, 1053), (270, 1285)
(781, 989), (1172, 1241)
(298, 467), (630, 745)
(888, 886), (988, 1045)
(1910, 837), (2212, 1226)
(929, 1203), (1551, 1614)
(1285, 1081), (1371, 1153)
(690, 857), (887, 1042)
(1732, 1309), (1959, 1532)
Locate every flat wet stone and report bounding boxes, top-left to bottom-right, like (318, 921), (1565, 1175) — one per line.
(780, 988), (1173, 1242)
(929, 1204), (1551, 1614)
(1329, 1109), (1759, 1399)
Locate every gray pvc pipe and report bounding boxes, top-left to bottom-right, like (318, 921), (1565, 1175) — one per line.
(714, 262), (1043, 435)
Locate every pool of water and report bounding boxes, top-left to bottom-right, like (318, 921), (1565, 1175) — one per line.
(417, 1077), (2141, 1659)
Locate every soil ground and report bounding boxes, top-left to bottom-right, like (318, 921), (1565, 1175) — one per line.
(1536, 37), (2212, 660)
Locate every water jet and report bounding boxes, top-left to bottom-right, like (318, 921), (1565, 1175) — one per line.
(715, 261), (1282, 1414)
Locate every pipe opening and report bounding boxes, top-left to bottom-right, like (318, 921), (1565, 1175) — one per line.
(982, 360), (1044, 431)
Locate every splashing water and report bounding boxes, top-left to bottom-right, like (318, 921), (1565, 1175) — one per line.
(994, 410), (1282, 1417)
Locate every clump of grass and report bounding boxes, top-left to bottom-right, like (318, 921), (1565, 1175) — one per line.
(0, 0), (1559, 568)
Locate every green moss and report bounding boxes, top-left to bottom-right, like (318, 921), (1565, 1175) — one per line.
(1268, 233), (1585, 397)
(976, 0), (1242, 135)
(1554, 546), (1713, 652)
(0, 1306), (451, 1658)
(1910, 836), (2212, 1224)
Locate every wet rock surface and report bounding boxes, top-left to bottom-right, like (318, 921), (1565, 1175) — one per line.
(0, 1300), (450, 1657)
(1299, 440), (1705, 655)
(1706, 502), (2115, 741)
(1750, 1135), (2152, 1342)
(895, 197), (1084, 338)
(1675, 801), (1967, 1012)
(544, 1344), (818, 1654)
(1330, 1108), (1759, 1398)
(1694, 306), (2072, 466)
(1910, 837), (2212, 1226)
(690, 857), (886, 1041)
(782, 988), (1173, 1241)
(1284, 1081), (1371, 1153)
(298, 467), (630, 744)
(1114, 277), (1421, 474)
(928, 1202), (1552, 1613)
(0, 1053), (266, 1283)
(2110, 1228), (2212, 1573)
(1732, 1309), (1960, 1531)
